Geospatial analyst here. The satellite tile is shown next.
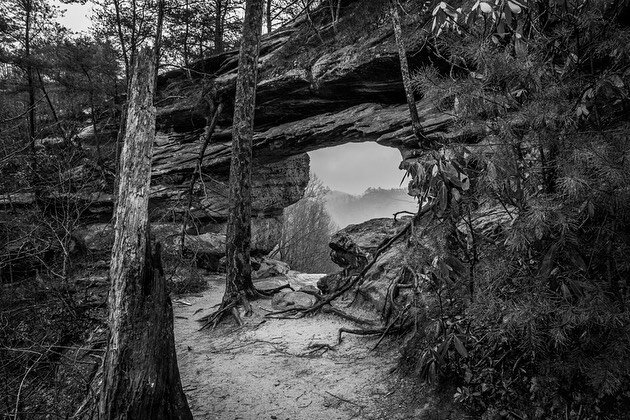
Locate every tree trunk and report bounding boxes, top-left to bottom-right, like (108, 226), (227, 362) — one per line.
(389, 0), (428, 147)
(112, 0), (130, 81)
(37, 69), (67, 142)
(214, 0), (225, 53)
(25, 0), (37, 188)
(154, 0), (165, 83)
(180, 101), (224, 253)
(266, 0), (273, 33)
(97, 47), (192, 420)
(225, 0), (265, 303)
(183, 0), (190, 67)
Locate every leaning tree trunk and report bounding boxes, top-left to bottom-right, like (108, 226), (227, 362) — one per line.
(389, 0), (428, 147)
(224, 0), (265, 306)
(97, 47), (192, 420)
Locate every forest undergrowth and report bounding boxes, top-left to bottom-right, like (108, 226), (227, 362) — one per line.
(390, 0), (630, 417)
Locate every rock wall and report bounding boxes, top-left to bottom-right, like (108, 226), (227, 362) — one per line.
(146, 0), (462, 262)
(2, 0), (465, 271)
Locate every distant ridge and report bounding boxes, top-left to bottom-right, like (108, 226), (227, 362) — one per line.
(324, 187), (418, 229)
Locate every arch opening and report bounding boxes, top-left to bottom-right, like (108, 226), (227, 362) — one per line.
(308, 142), (418, 229)
(276, 141), (418, 274)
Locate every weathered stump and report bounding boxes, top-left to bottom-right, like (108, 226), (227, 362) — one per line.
(94, 47), (192, 420)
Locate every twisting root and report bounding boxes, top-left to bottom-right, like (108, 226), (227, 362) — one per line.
(372, 304), (410, 350)
(255, 283), (294, 296)
(265, 204), (435, 320)
(198, 300), (239, 330)
(197, 283), (294, 329)
(321, 305), (377, 326)
(336, 307), (411, 347)
(337, 328), (385, 344)
(198, 291), (253, 329)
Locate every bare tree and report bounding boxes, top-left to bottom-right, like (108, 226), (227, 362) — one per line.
(277, 175), (338, 273)
(210, 0), (265, 326)
(266, 0), (273, 33)
(180, 99), (224, 253)
(96, 47), (192, 420)
(327, 0), (341, 32)
(24, 0), (36, 173)
(213, 0), (233, 53)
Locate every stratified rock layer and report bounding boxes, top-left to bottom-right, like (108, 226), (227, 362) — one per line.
(2, 0), (465, 275)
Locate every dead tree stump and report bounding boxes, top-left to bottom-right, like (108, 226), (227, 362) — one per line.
(96, 47), (192, 420)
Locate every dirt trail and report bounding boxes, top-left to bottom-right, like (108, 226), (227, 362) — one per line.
(172, 274), (419, 420)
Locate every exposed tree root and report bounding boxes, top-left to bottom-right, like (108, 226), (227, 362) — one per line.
(265, 204), (434, 321)
(324, 391), (364, 408)
(321, 304), (378, 326)
(198, 299), (241, 330)
(201, 205), (431, 332)
(306, 342), (337, 354)
(197, 283), (293, 329)
(337, 303), (412, 348)
(337, 328), (385, 344)
(255, 283), (294, 296)
(337, 321), (409, 346)
(372, 304), (410, 351)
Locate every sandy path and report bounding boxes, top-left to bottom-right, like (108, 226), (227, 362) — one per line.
(172, 274), (406, 420)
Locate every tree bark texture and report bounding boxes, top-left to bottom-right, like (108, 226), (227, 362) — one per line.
(389, 0), (426, 146)
(25, 0), (37, 189)
(225, 0), (265, 300)
(214, 0), (225, 53)
(266, 0), (273, 33)
(97, 47), (192, 420)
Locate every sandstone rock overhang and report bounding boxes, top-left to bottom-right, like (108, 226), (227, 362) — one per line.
(152, 102), (454, 178)
(151, 0), (458, 183)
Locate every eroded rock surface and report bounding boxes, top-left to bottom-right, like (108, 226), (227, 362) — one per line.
(149, 0), (458, 228)
(271, 290), (318, 310)
(76, 220), (282, 271)
(329, 217), (411, 271)
(321, 217), (416, 316)
(2, 0), (463, 277)
(321, 206), (516, 317)
(252, 257), (290, 280)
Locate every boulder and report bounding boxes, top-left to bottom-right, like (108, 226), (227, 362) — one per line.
(352, 240), (412, 315)
(329, 217), (410, 271)
(271, 291), (317, 310)
(297, 285), (320, 295)
(319, 240), (414, 316)
(317, 271), (346, 295)
(252, 257), (290, 280)
(319, 217), (417, 316)
(177, 232), (225, 270)
(321, 207), (516, 317)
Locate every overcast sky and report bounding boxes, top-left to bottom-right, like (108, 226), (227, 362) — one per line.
(309, 142), (408, 195)
(54, 0), (93, 33)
